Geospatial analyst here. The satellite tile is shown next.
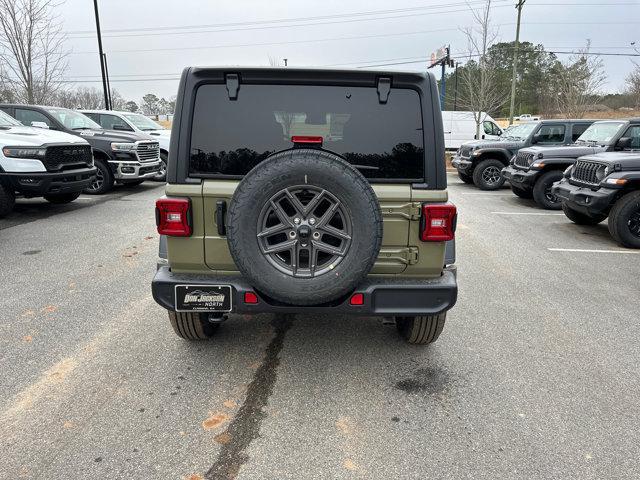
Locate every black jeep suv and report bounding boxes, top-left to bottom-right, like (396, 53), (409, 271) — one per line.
(452, 120), (593, 190)
(553, 149), (640, 248)
(503, 119), (637, 209)
(0, 104), (162, 194)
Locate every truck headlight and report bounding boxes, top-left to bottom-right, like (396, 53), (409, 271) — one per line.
(111, 142), (136, 152)
(2, 146), (46, 159)
(563, 165), (574, 178)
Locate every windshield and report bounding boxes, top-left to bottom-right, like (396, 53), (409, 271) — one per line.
(45, 108), (102, 130)
(123, 113), (164, 131)
(503, 122), (538, 140)
(0, 110), (21, 127)
(576, 122), (625, 144)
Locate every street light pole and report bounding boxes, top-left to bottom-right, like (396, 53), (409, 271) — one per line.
(508, 0), (525, 125)
(93, 0), (110, 110)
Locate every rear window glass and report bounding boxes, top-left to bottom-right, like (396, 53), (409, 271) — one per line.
(189, 84), (424, 181)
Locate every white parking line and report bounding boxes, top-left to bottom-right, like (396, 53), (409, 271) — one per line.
(462, 193), (513, 196)
(491, 211), (565, 215)
(548, 248), (640, 254)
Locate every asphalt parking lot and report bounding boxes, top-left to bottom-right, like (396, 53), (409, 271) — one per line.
(1, 175), (638, 480)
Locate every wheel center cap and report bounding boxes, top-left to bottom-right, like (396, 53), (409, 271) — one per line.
(298, 225), (311, 245)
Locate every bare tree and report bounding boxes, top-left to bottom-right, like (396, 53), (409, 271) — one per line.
(0, 0), (69, 104)
(458, 0), (508, 138)
(626, 66), (640, 108)
(552, 41), (606, 118)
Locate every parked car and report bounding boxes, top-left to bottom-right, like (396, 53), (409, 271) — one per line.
(553, 151), (640, 248)
(0, 109), (96, 217)
(442, 111), (503, 150)
(80, 110), (170, 181)
(452, 119), (592, 190)
(503, 119), (639, 208)
(517, 114), (541, 121)
(152, 67), (458, 345)
(0, 104), (162, 194)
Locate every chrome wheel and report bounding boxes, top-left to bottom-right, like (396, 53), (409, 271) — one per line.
(481, 166), (502, 186)
(256, 185), (352, 278)
(88, 166), (104, 192)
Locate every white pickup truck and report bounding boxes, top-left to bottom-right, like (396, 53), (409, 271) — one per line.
(80, 110), (170, 181)
(0, 110), (96, 217)
(517, 114), (541, 121)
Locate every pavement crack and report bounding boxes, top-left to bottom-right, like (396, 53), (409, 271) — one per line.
(205, 315), (293, 480)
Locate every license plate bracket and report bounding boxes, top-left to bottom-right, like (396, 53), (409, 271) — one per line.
(175, 285), (232, 312)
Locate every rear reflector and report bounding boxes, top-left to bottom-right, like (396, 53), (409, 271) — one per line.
(244, 292), (259, 304)
(350, 293), (364, 306)
(156, 197), (192, 237)
(291, 135), (323, 145)
(420, 203), (457, 242)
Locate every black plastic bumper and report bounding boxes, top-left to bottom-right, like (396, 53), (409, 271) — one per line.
(552, 179), (616, 215)
(451, 155), (472, 174)
(502, 165), (539, 188)
(152, 266), (458, 316)
(2, 167), (97, 197)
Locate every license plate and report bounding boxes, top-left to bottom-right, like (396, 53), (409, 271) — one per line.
(175, 285), (232, 312)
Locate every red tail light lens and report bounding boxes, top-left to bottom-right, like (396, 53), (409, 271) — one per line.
(244, 292), (259, 304)
(291, 135), (323, 145)
(156, 197), (192, 237)
(420, 203), (457, 242)
(349, 293), (364, 306)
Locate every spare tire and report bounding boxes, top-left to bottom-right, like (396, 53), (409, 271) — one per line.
(226, 149), (383, 306)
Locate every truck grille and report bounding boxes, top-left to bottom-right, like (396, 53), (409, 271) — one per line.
(135, 142), (160, 162)
(43, 145), (93, 171)
(571, 160), (604, 186)
(514, 151), (533, 168)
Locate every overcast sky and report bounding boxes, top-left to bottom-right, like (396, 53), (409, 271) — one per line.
(58, 0), (640, 103)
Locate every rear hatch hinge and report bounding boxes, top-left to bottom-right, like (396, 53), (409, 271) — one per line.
(379, 247), (419, 265)
(225, 73), (240, 100)
(380, 202), (422, 221)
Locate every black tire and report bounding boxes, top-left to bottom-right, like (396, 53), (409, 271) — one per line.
(561, 203), (607, 225)
(511, 185), (533, 199)
(44, 192), (81, 204)
(0, 182), (16, 217)
(457, 170), (473, 184)
(154, 151), (168, 182)
(607, 191), (640, 249)
(473, 159), (506, 190)
(83, 158), (114, 195)
(532, 170), (564, 210)
(396, 313), (446, 345)
(168, 311), (218, 340)
(226, 149), (383, 306)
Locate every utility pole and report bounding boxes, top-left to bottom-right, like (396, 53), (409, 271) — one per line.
(93, 0), (110, 110)
(508, 0), (525, 125)
(103, 53), (113, 110)
(428, 46), (452, 111)
(453, 62), (459, 111)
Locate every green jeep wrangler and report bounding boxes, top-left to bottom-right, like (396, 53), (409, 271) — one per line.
(152, 67), (458, 345)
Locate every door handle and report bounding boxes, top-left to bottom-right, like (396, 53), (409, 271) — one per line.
(216, 200), (227, 236)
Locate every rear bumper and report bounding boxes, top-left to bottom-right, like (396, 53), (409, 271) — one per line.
(502, 165), (539, 188)
(151, 265), (458, 316)
(1, 167), (96, 196)
(552, 179), (616, 215)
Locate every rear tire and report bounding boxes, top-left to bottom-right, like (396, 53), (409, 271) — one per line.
(0, 182), (15, 217)
(44, 192), (81, 204)
(607, 191), (640, 248)
(457, 170), (473, 184)
(473, 159), (505, 190)
(562, 203), (607, 225)
(532, 170), (564, 210)
(511, 185), (533, 199)
(83, 158), (114, 195)
(168, 311), (218, 340)
(395, 313), (446, 345)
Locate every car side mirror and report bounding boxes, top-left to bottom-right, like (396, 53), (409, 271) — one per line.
(531, 133), (542, 144)
(31, 121), (49, 129)
(112, 124), (131, 131)
(616, 137), (632, 150)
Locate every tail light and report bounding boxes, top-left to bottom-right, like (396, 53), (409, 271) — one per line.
(291, 135), (323, 146)
(156, 197), (192, 237)
(420, 203), (457, 242)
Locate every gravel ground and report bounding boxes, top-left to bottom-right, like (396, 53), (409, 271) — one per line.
(0, 176), (638, 480)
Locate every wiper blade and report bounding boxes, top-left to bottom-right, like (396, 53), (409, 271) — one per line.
(72, 127), (94, 130)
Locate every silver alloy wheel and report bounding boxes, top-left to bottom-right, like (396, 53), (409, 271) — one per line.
(256, 185), (352, 278)
(88, 166), (104, 192)
(482, 166), (502, 186)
